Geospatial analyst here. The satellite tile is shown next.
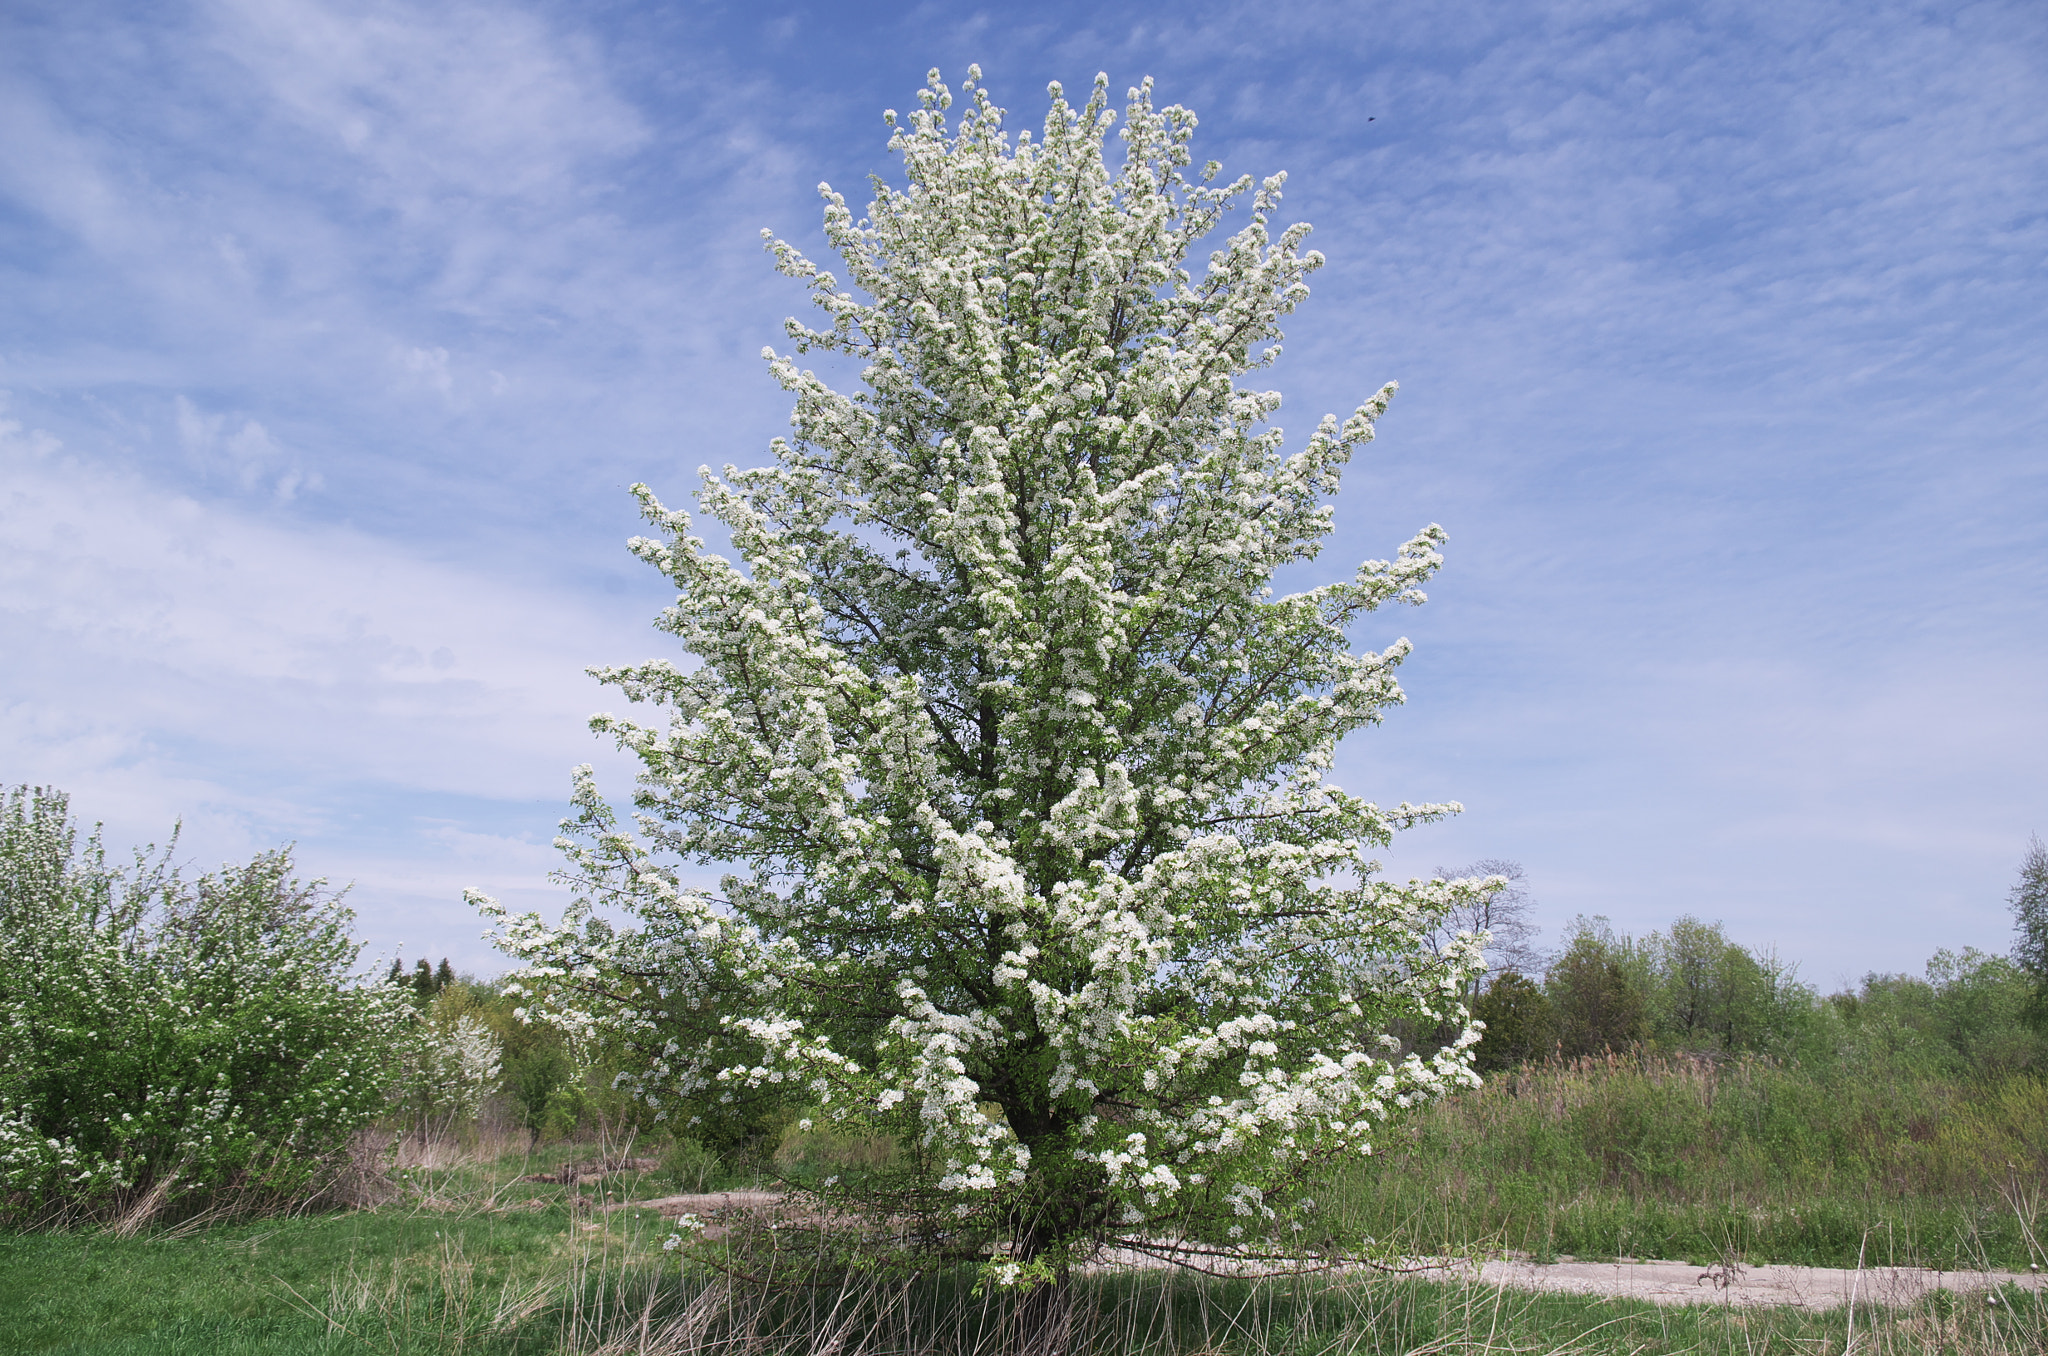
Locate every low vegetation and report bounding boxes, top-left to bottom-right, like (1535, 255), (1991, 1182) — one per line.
(6, 780), (2045, 1352)
(0, 786), (405, 1229)
(3, 1142), (2040, 1355)
(1333, 1052), (2045, 1270)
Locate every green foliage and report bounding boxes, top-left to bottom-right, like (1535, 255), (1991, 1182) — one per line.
(1828, 947), (2046, 1078)
(1471, 972), (1552, 1072)
(1536, 915), (1818, 1062)
(1636, 915), (1814, 1055)
(0, 785), (405, 1226)
(504, 1042), (575, 1142)
(420, 978), (573, 1143)
(1543, 919), (1647, 1056)
(388, 975), (669, 1148)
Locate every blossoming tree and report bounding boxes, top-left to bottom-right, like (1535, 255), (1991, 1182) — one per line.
(478, 67), (1489, 1278)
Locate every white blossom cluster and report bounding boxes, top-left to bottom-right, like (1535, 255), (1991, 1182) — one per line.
(392, 1011), (504, 1141)
(478, 68), (1490, 1263)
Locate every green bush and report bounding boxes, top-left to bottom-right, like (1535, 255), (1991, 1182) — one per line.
(657, 1136), (728, 1192)
(502, 1040), (575, 1144)
(1544, 921), (1647, 1056)
(1471, 972), (1552, 1071)
(0, 785), (406, 1226)
(1829, 948), (2046, 1078)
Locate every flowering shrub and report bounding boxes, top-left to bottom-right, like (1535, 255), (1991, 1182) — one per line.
(0, 785), (407, 1225)
(2012, 834), (2048, 1026)
(477, 68), (1489, 1270)
(390, 1008), (503, 1146)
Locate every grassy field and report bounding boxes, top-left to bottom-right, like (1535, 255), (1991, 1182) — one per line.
(6, 1056), (2045, 1355)
(4, 1205), (2042, 1355)
(1326, 1054), (2048, 1272)
(2, 1209), (563, 1355)
(0, 1141), (691, 1356)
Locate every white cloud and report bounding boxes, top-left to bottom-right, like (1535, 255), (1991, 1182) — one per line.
(0, 405), (656, 961)
(203, 0), (649, 204)
(0, 411), (634, 785)
(397, 345), (456, 400)
(174, 394), (319, 500)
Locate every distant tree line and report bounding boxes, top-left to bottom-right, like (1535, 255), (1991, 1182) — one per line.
(1453, 846), (2048, 1080)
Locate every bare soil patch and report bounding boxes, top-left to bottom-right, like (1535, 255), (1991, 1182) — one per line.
(608, 1190), (2046, 1309)
(606, 1190), (788, 1216)
(1441, 1255), (2045, 1310)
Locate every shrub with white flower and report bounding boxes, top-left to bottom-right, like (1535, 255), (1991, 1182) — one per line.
(661, 1214), (705, 1252)
(393, 1010), (503, 1146)
(0, 785), (407, 1226)
(476, 68), (1490, 1273)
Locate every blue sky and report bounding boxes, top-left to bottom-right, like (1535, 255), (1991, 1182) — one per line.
(2, 0), (2042, 986)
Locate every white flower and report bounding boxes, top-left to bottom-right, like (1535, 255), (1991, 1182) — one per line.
(472, 66), (1484, 1273)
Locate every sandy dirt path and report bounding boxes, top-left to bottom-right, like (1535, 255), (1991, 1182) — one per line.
(609, 1190), (788, 1215)
(613, 1193), (2044, 1310)
(1435, 1255), (2043, 1310)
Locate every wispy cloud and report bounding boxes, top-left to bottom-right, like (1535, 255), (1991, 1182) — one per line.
(0, 403), (656, 965)
(174, 394), (319, 499)
(1, 0), (2041, 977)
(206, 0), (649, 202)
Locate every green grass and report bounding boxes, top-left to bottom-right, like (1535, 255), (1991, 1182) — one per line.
(1070, 1273), (2044, 1355)
(4, 1213), (2040, 1356)
(0, 1138), (695, 1356)
(6, 1059), (2046, 1355)
(0, 1207), (575, 1354)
